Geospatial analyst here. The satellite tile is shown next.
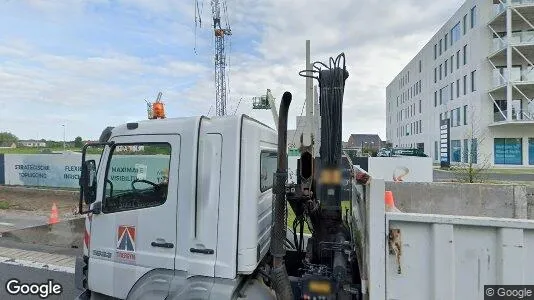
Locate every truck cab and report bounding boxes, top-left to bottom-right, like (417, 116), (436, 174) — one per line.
(76, 115), (279, 299)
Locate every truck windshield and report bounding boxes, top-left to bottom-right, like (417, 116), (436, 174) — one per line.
(102, 143), (171, 213)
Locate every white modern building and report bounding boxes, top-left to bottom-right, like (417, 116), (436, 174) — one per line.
(386, 0), (534, 166)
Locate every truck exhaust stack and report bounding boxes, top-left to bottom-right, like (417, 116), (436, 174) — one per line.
(270, 91), (293, 300)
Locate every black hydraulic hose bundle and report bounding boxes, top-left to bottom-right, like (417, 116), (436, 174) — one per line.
(299, 53), (348, 168)
(270, 91), (294, 300)
(299, 53), (348, 211)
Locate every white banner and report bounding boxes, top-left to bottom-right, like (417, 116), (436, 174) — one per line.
(3, 153), (169, 189)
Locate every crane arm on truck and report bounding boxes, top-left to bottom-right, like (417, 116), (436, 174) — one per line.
(265, 52), (361, 300)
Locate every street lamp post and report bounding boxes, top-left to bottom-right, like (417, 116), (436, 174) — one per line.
(62, 124), (66, 150)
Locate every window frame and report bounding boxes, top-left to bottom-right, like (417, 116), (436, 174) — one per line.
(259, 150), (278, 192)
(470, 6), (477, 29)
(471, 70), (477, 92)
(463, 14), (468, 35)
(101, 142), (173, 214)
(463, 45), (467, 65)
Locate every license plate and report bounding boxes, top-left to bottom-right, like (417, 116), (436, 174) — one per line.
(309, 281), (332, 294)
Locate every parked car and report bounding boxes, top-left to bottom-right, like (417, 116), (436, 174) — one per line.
(391, 148), (428, 157)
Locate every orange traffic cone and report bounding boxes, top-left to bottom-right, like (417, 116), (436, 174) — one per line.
(48, 202), (59, 224)
(385, 191), (401, 212)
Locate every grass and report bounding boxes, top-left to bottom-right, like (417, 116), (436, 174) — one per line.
(0, 200), (10, 209)
(436, 167), (533, 175)
(0, 147), (80, 154)
(483, 168), (534, 175)
(287, 200), (351, 234)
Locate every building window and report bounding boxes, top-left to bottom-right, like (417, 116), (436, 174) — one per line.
(456, 79), (460, 97)
(439, 39), (443, 55)
(450, 56), (454, 74)
(463, 75), (467, 95)
(471, 70), (477, 92)
(463, 14), (468, 35)
(419, 60), (422, 73)
(434, 68), (437, 83)
(439, 64), (442, 80)
(450, 82), (454, 100)
(463, 105), (468, 125)
(456, 50), (460, 69)
(463, 139), (469, 163)
(435, 141), (439, 160)
(445, 60), (448, 76)
(445, 33), (448, 51)
(471, 6), (477, 29)
(451, 22), (461, 44)
(419, 120), (422, 133)
(494, 138), (523, 165)
(440, 86), (444, 104)
(455, 107), (461, 126)
(471, 138), (478, 164)
(529, 138), (534, 165)
(451, 140), (461, 162)
(463, 45), (467, 65)
(434, 91), (438, 107)
(451, 109), (456, 127)
(434, 44), (437, 59)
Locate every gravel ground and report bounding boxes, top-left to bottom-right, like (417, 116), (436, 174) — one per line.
(0, 186), (80, 218)
(434, 169), (534, 183)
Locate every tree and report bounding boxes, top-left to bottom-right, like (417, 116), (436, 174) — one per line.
(74, 136), (83, 148)
(451, 110), (491, 183)
(0, 132), (18, 143)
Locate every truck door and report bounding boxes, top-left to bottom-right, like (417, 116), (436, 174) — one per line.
(187, 130), (222, 277)
(88, 134), (180, 299)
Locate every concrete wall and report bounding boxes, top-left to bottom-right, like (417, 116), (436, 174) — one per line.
(385, 182), (530, 219)
(528, 187), (534, 219)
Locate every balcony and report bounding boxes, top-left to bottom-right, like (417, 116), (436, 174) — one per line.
(493, 109), (534, 121)
(488, 80), (534, 98)
(490, 32), (534, 55)
(490, 1), (534, 30)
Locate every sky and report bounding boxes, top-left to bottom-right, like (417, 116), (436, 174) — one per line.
(0, 0), (465, 141)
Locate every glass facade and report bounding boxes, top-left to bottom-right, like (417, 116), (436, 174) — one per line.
(494, 138), (523, 165)
(451, 140), (461, 162)
(451, 22), (461, 44)
(530, 138), (534, 165)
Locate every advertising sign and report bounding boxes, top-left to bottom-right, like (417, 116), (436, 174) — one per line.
(3, 153), (169, 189)
(440, 119), (451, 168)
(4, 153), (100, 188)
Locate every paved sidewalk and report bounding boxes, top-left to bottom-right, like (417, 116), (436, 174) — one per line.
(0, 246), (75, 273)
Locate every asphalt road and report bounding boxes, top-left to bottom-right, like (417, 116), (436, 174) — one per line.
(0, 211), (48, 233)
(0, 263), (77, 300)
(433, 169), (534, 182)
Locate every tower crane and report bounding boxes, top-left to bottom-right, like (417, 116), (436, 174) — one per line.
(211, 0), (232, 116)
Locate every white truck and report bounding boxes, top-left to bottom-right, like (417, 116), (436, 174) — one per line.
(75, 53), (534, 300)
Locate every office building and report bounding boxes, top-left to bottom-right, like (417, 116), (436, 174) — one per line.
(386, 0), (534, 166)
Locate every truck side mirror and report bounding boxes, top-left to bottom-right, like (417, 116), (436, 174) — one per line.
(81, 160), (97, 205)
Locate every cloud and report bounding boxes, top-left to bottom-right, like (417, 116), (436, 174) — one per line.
(0, 0), (465, 142)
